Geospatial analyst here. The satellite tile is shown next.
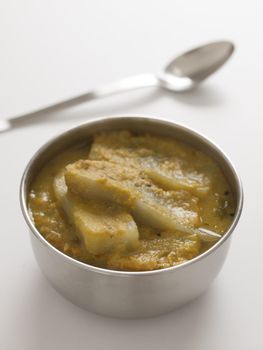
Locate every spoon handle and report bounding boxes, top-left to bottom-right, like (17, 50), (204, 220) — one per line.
(1, 73), (159, 133)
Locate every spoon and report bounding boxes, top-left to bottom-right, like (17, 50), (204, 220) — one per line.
(0, 40), (234, 133)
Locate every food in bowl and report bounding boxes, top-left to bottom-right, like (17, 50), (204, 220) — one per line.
(28, 130), (235, 271)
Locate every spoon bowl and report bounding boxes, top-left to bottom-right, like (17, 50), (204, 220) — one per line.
(160, 41), (234, 91)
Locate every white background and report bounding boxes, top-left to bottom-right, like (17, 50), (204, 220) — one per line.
(0, 1), (262, 349)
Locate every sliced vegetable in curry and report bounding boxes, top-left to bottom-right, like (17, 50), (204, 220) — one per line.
(28, 131), (235, 271)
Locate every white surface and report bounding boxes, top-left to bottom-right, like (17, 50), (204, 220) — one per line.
(0, 1), (262, 349)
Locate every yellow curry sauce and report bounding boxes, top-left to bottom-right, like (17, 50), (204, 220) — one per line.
(28, 131), (235, 271)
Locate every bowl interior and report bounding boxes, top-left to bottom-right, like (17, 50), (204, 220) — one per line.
(21, 116), (243, 272)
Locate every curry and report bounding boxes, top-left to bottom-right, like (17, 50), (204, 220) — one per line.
(28, 131), (235, 271)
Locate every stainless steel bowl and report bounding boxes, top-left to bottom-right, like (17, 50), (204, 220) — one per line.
(20, 116), (243, 318)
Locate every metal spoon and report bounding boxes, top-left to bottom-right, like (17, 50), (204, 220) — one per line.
(0, 40), (234, 133)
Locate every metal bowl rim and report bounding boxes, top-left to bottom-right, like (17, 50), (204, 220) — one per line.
(20, 114), (244, 277)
